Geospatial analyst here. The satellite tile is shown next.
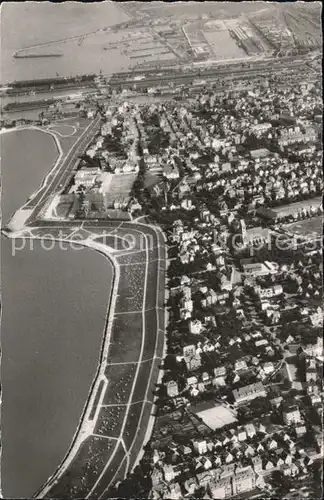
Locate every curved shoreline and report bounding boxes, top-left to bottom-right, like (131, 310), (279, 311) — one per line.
(5, 118), (100, 232)
(1, 126), (62, 226)
(2, 125), (166, 497)
(2, 230), (120, 497)
(0, 237), (114, 496)
(6, 221), (167, 498)
(22, 236), (121, 498)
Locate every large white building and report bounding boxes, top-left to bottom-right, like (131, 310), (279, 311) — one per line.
(74, 168), (100, 188)
(232, 382), (266, 405)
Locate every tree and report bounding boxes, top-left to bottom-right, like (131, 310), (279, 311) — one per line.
(282, 378), (292, 391)
(269, 470), (293, 495)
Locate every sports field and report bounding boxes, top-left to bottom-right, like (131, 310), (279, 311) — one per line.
(287, 216), (322, 239)
(192, 403), (237, 430)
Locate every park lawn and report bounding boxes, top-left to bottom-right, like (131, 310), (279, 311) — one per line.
(45, 435), (117, 499)
(107, 312), (143, 364)
(115, 263), (146, 313)
(94, 405), (127, 439)
(103, 363), (138, 405)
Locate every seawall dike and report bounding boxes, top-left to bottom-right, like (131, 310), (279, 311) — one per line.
(12, 220), (167, 499)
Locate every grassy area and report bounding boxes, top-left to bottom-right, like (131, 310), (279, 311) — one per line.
(88, 443), (126, 499)
(115, 263), (146, 312)
(142, 308), (158, 360)
(108, 312), (143, 364)
(93, 234), (132, 251)
(103, 363), (138, 405)
(123, 402), (144, 450)
(128, 401), (153, 470)
(132, 360), (154, 403)
(287, 216), (322, 238)
(53, 118), (92, 156)
(273, 197), (322, 216)
(45, 436), (117, 499)
(94, 405), (127, 438)
(117, 250), (147, 265)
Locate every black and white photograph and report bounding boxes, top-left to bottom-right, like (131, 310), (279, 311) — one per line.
(0, 1), (322, 499)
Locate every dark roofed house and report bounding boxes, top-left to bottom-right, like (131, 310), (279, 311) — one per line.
(256, 206), (278, 222)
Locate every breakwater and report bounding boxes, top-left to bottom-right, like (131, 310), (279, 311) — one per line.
(14, 53), (63, 59)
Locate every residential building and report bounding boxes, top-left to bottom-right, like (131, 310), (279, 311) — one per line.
(251, 456), (263, 474)
(207, 465), (256, 499)
(244, 423), (256, 439)
(232, 382), (267, 405)
(193, 439), (208, 455)
(304, 336), (323, 358)
(208, 477), (232, 499)
(151, 467), (163, 487)
(166, 380), (179, 398)
(233, 466), (256, 495)
(74, 168), (100, 188)
(189, 319), (203, 335)
(283, 404), (302, 425)
(163, 464), (175, 482)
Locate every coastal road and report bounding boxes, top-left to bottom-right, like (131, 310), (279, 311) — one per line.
(27, 220), (166, 499)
